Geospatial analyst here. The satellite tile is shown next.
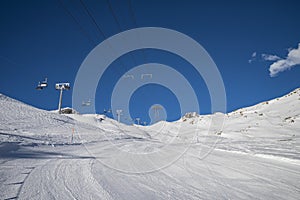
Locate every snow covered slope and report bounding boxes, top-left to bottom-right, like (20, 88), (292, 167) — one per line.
(224, 88), (300, 138)
(143, 88), (300, 161)
(0, 93), (106, 145)
(0, 93), (75, 134)
(0, 93), (150, 146)
(219, 88), (300, 161)
(0, 88), (299, 200)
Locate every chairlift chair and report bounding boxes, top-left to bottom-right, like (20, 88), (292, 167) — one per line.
(35, 78), (48, 90)
(82, 99), (91, 106)
(40, 78), (48, 88)
(36, 82), (43, 90)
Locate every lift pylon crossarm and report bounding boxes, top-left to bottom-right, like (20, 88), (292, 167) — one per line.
(55, 83), (70, 90)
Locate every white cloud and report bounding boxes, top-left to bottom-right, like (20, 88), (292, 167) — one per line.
(261, 54), (281, 61)
(269, 43), (300, 77)
(248, 51), (257, 63)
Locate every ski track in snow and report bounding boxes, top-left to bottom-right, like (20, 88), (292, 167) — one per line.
(1, 140), (300, 199)
(0, 88), (300, 199)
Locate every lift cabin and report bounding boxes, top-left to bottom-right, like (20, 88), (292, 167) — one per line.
(36, 78), (48, 90)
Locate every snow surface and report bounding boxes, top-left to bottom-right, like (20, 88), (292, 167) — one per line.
(0, 88), (300, 199)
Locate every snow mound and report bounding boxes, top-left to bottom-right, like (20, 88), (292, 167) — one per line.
(0, 94), (74, 133)
(225, 87), (300, 138)
(0, 93), (104, 144)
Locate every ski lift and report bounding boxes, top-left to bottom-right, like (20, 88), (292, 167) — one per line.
(55, 83), (70, 90)
(82, 99), (91, 106)
(36, 78), (48, 90)
(104, 108), (112, 114)
(123, 74), (134, 79)
(141, 74), (152, 79)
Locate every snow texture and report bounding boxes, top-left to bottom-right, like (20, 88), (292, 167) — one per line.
(0, 88), (300, 199)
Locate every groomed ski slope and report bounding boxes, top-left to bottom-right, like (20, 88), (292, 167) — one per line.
(0, 88), (299, 199)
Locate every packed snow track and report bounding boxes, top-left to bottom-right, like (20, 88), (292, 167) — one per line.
(1, 139), (300, 200)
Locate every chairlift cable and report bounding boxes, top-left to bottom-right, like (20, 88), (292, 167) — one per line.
(79, 0), (106, 39)
(79, 0), (129, 77)
(58, 0), (96, 46)
(126, 0), (148, 64)
(105, 0), (123, 32)
(105, 0), (138, 67)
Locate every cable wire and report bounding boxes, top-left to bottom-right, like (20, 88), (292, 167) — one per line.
(79, 0), (106, 39)
(58, 0), (96, 46)
(126, 0), (148, 63)
(106, 0), (138, 66)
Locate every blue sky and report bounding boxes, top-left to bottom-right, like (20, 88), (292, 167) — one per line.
(0, 0), (300, 124)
